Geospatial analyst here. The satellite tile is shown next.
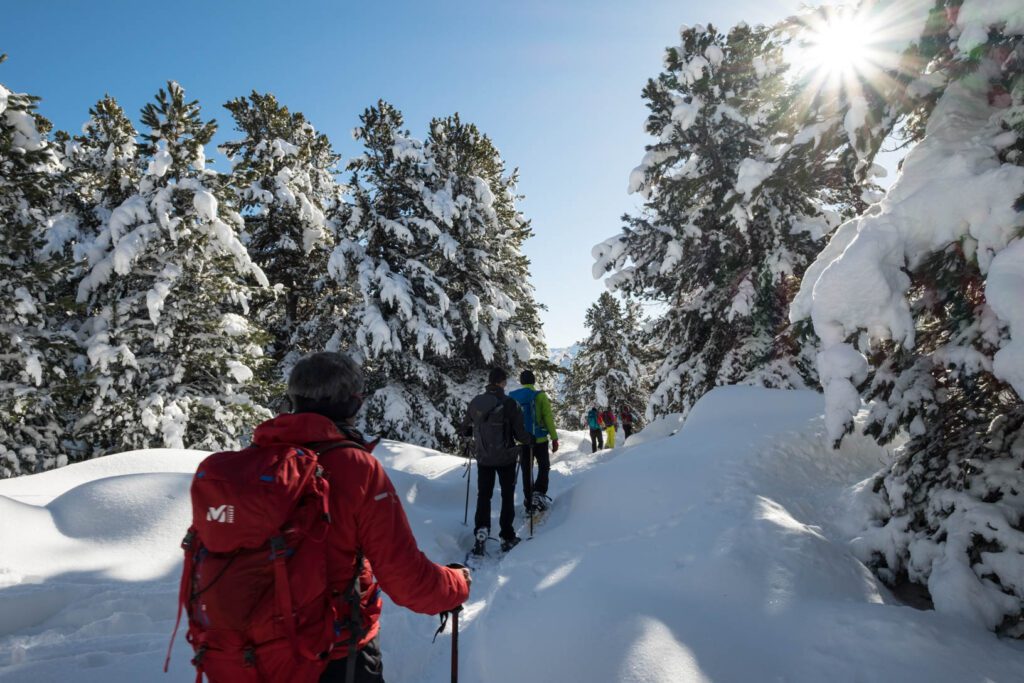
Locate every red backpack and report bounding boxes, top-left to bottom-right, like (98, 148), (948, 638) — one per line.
(165, 441), (363, 683)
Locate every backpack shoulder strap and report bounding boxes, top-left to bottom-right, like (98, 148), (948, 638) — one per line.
(311, 440), (368, 456)
(483, 394), (504, 420)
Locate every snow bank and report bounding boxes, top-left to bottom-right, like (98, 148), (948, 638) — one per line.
(1, 392), (1022, 681)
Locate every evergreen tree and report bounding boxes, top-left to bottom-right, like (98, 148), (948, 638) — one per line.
(560, 292), (649, 429)
(792, 5), (1024, 634)
(594, 23), (868, 419)
(0, 56), (77, 476)
(333, 104), (552, 449)
(423, 114), (547, 386)
(54, 96), (144, 459)
(62, 95), (141, 234)
(332, 101), (458, 448)
(58, 95), (141, 284)
(75, 82), (272, 454)
(222, 92), (349, 375)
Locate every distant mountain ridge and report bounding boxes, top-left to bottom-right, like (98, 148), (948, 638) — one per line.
(547, 344), (581, 403)
(549, 343), (581, 370)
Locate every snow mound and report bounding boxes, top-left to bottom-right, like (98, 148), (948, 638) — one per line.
(0, 449), (206, 506)
(48, 473), (192, 542)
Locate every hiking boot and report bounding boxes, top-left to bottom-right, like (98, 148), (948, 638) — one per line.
(500, 536), (520, 552)
(472, 528), (488, 556)
(531, 493), (551, 512)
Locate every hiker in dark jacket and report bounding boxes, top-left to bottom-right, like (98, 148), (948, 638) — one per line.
(620, 405), (635, 441)
(462, 367), (534, 554)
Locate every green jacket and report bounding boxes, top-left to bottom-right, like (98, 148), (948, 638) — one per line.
(518, 384), (559, 444)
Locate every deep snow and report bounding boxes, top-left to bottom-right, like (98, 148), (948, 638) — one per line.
(1, 387), (1022, 682)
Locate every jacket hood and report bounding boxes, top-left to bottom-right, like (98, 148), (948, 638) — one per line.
(253, 412), (373, 449)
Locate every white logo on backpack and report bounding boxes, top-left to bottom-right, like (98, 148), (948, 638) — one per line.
(207, 504), (235, 523)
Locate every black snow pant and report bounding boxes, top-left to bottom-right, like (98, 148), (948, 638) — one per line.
(320, 636), (385, 682)
(475, 461), (517, 540)
(623, 423), (633, 441)
(589, 428), (604, 453)
(521, 440), (551, 503)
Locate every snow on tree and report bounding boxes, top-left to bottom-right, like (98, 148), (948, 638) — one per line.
(222, 92), (350, 376)
(0, 56), (78, 476)
(593, 22), (866, 421)
(792, 4), (1024, 634)
(332, 102), (551, 450)
(75, 82), (272, 455)
(331, 101), (460, 449)
(61, 96), (141, 231)
(560, 292), (650, 429)
(49, 96), (142, 301)
(49, 96), (145, 461)
(423, 114), (548, 388)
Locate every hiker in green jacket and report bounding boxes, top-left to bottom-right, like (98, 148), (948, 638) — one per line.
(509, 370), (559, 512)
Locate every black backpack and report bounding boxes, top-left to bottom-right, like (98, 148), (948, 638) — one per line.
(469, 392), (519, 466)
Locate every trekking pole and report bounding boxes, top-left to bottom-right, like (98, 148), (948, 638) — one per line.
(462, 441), (472, 526)
(524, 446), (535, 538)
(433, 605), (463, 683)
(451, 606), (460, 683)
(529, 479), (535, 538)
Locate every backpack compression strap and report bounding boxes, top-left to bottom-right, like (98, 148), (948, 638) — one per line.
(270, 457), (337, 662)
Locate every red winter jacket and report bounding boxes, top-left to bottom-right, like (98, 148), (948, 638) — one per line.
(251, 413), (469, 659)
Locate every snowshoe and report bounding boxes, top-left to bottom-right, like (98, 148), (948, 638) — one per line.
(500, 536), (521, 553)
(531, 493), (552, 512)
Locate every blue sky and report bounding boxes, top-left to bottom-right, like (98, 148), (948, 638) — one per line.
(2, 0), (804, 348)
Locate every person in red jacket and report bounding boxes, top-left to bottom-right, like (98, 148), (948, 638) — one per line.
(256, 351), (471, 682)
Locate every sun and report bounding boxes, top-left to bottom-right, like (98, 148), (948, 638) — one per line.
(802, 12), (874, 78)
(791, 5), (888, 92)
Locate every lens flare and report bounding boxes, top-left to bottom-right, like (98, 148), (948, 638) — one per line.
(803, 13), (875, 79)
(791, 5), (894, 97)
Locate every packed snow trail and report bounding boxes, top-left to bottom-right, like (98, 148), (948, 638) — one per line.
(2, 388), (1023, 681)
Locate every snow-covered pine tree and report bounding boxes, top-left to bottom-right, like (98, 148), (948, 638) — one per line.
(51, 96), (145, 461)
(222, 92), (349, 376)
(560, 292), (649, 429)
(0, 56), (78, 476)
(593, 22), (862, 421)
(61, 96), (141, 238)
(75, 81), (272, 455)
(422, 114), (547, 394)
(593, 24), (823, 419)
(331, 101), (459, 449)
(793, 4), (1024, 634)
